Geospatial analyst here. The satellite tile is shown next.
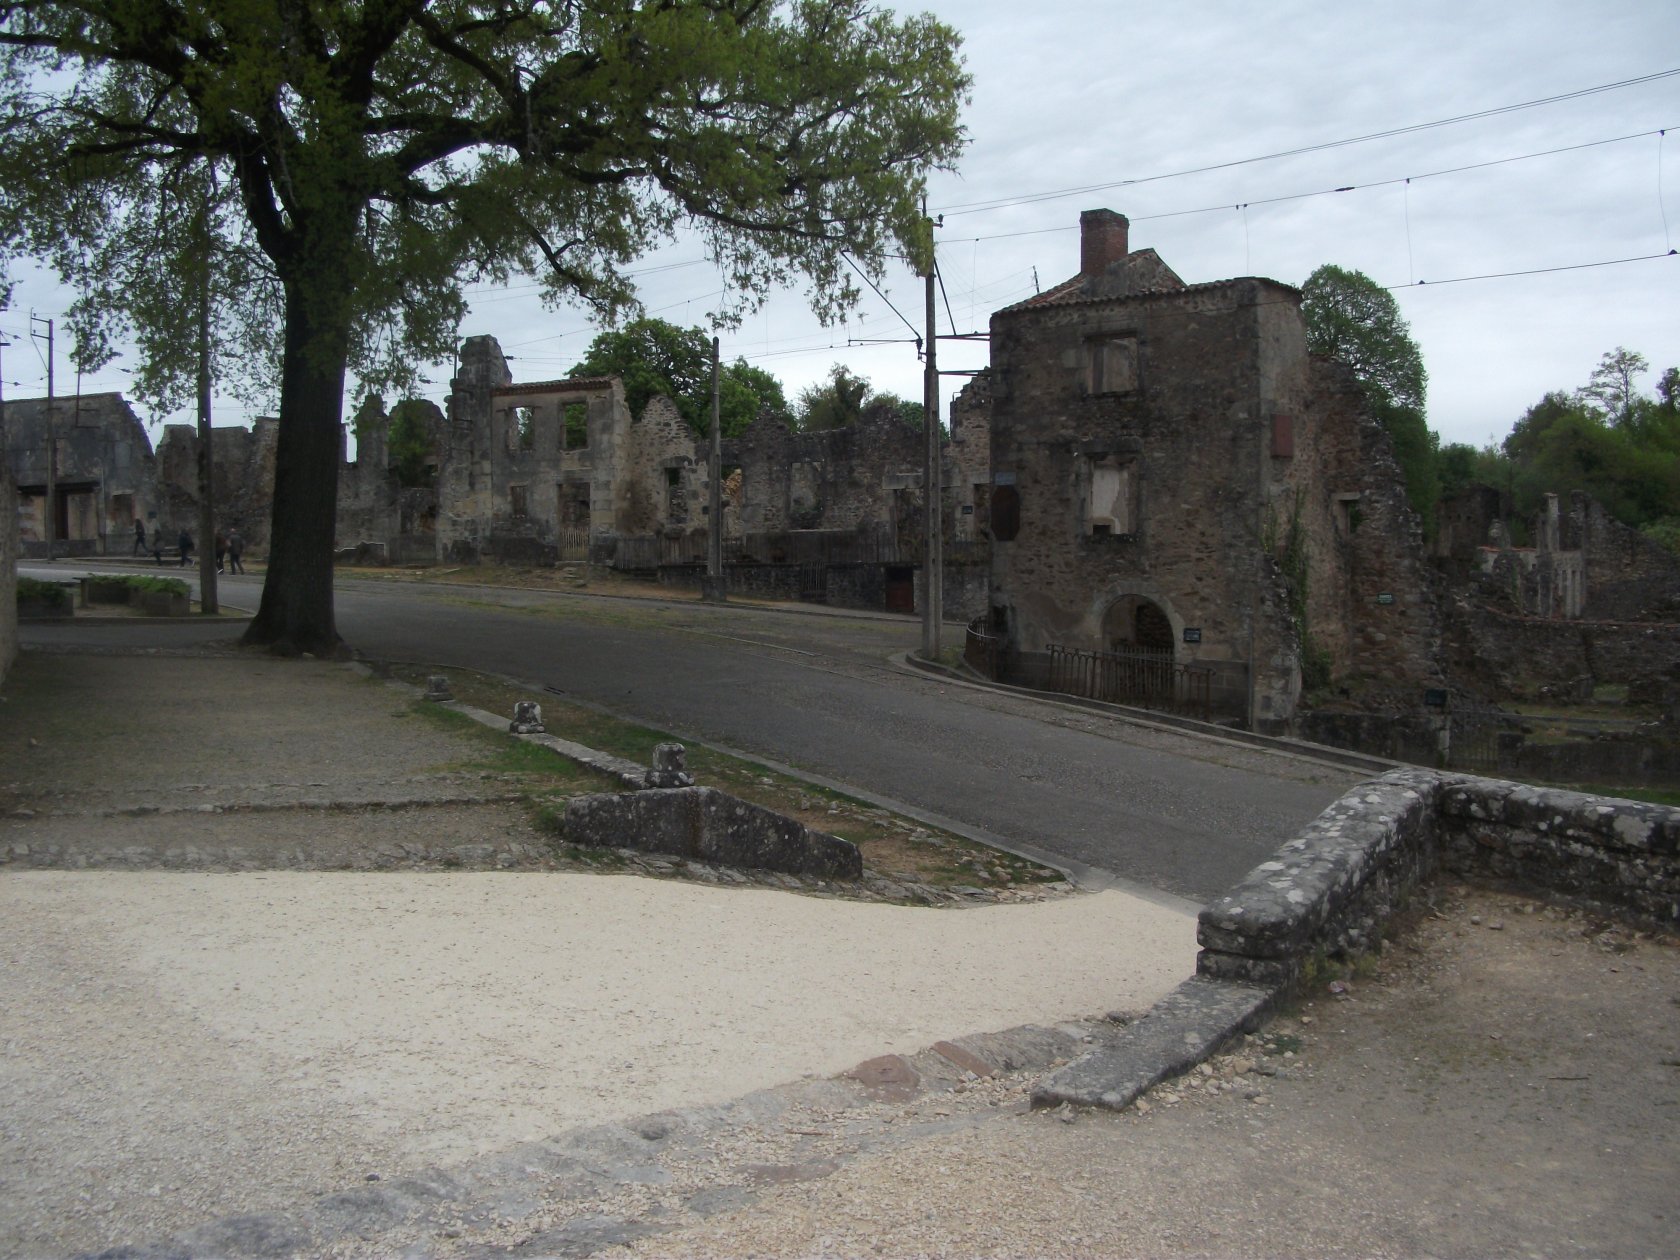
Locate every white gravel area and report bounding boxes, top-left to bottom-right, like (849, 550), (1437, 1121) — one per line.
(0, 870), (1196, 1257)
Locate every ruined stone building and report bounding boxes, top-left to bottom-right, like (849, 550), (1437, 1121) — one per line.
(974, 209), (1442, 727)
(1, 393), (156, 555)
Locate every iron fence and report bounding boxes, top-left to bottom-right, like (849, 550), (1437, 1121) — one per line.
(1047, 643), (1213, 721)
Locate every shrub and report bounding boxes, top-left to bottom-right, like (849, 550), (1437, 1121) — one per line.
(17, 576), (70, 607)
(128, 575), (189, 597)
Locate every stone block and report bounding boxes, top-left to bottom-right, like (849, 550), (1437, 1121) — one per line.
(563, 786), (861, 880)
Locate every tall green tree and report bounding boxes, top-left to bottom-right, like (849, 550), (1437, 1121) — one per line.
(0, 1), (968, 653)
(1577, 346), (1649, 428)
(794, 362), (923, 431)
(568, 317), (786, 438)
(1301, 263), (1438, 530)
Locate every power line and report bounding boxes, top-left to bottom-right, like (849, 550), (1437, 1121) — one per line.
(936, 68), (1680, 218)
(1389, 248), (1677, 291)
(941, 125), (1680, 246)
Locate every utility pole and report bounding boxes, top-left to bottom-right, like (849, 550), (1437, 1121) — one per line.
(703, 334), (726, 602)
(920, 224), (943, 661)
(30, 315), (54, 560)
(196, 171), (218, 613)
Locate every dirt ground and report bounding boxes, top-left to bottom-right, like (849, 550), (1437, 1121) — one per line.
(587, 883), (1680, 1260)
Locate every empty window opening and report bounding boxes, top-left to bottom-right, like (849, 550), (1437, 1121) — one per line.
(1086, 456), (1137, 536)
(564, 401), (588, 450)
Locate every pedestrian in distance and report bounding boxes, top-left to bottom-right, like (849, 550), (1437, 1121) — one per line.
(214, 531), (227, 574)
(151, 527), (165, 566)
(177, 529), (193, 567)
(132, 518), (146, 555)
(226, 528), (245, 575)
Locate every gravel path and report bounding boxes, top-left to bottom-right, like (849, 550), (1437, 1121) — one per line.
(0, 868), (1192, 1257)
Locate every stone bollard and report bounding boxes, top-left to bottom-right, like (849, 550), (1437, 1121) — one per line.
(423, 675), (454, 702)
(510, 701), (546, 734)
(645, 742), (695, 788)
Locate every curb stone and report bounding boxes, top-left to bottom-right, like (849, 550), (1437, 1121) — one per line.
(1030, 976), (1280, 1111)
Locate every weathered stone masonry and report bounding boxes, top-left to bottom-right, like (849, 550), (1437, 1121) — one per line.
(982, 209), (1441, 726)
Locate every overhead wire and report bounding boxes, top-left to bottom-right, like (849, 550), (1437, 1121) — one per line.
(934, 68), (1680, 217)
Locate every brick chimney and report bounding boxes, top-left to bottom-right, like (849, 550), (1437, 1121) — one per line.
(1080, 209), (1130, 278)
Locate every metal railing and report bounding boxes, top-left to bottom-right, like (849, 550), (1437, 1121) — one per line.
(1047, 643), (1213, 721)
(965, 617), (1001, 679)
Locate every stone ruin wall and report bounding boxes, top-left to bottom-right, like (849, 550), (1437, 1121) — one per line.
(1283, 355), (1444, 700)
(947, 372), (992, 543)
(1, 393), (157, 554)
(153, 419), (278, 554)
(1, 459), (18, 683)
(1571, 493), (1680, 622)
(988, 281), (1306, 719)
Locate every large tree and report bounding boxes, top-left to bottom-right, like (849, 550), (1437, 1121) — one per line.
(0, 0), (968, 653)
(568, 316), (786, 438)
(1301, 263), (1439, 530)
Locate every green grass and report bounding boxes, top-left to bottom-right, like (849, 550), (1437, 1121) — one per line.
(384, 661), (1067, 892)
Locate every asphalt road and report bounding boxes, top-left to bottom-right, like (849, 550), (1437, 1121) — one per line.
(19, 569), (1363, 902)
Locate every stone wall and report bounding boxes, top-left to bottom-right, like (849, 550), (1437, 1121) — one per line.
(1197, 769), (1679, 987)
(153, 419), (279, 553)
(1, 459), (18, 684)
(1, 393), (157, 555)
(563, 786), (862, 879)
(984, 214), (1442, 727)
(1572, 492), (1680, 621)
(1443, 602), (1680, 698)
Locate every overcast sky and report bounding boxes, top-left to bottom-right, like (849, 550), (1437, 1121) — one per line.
(3, 0), (1676, 451)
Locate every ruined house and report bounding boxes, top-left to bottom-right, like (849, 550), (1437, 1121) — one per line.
(1, 393), (156, 556)
(977, 209), (1442, 728)
(417, 334), (986, 615)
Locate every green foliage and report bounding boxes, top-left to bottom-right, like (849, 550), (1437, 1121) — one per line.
(1642, 518), (1680, 555)
(1270, 491), (1332, 692)
(127, 575), (189, 596)
(1301, 264), (1427, 415)
(1501, 381), (1680, 531)
(1578, 347), (1649, 428)
(0, 1), (969, 651)
(795, 363), (924, 432)
(1301, 264), (1436, 529)
(569, 317), (788, 437)
(797, 364), (871, 430)
(16, 576), (69, 607)
(387, 401), (438, 488)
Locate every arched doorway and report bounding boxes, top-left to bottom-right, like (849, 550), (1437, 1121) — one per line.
(1102, 594), (1174, 657)
(1098, 595), (1175, 707)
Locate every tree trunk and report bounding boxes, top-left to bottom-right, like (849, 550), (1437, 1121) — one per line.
(243, 274), (350, 656)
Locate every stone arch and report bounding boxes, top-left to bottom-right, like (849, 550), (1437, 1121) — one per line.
(1099, 592), (1177, 657)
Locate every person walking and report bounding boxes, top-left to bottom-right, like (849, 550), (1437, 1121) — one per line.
(226, 528), (245, 575)
(177, 529), (193, 568)
(214, 531), (228, 574)
(151, 527), (165, 566)
(133, 518), (146, 556)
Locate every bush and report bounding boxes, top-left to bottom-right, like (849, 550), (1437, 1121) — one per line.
(127, 575), (189, 597)
(17, 576), (70, 607)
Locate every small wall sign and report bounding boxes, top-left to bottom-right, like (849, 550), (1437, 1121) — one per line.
(1182, 627), (1202, 644)
(1424, 688), (1448, 708)
(1376, 593), (1395, 605)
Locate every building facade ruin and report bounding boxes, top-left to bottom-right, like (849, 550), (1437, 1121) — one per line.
(974, 209), (1444, 728)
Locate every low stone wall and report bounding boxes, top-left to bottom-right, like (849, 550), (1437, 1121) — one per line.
(564, 786), (863, 880)
(1198, 770), (1679, 986)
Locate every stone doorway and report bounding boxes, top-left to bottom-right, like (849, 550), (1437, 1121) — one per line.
(1103, 595), (1174, 657)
